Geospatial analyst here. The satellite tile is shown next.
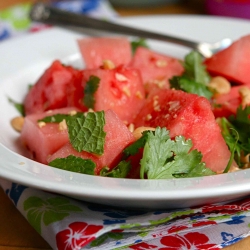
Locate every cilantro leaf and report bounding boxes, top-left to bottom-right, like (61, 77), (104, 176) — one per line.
(83, 75), (100, 109)
(131, 38), (149, 54)
(8, 97), (25, 116)
(140, 127), (214, 179)
(100, 161), (131, 178)
(49, 155), (95, 175)
(170, 76), (213, 99)
(219, 106), (250, 168)
(170, 51), (212, 99)
(183, 51), (210, 85)
(66, 111), (106, 155)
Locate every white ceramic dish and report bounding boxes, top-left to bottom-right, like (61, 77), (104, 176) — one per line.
(1, 15), (250, 209)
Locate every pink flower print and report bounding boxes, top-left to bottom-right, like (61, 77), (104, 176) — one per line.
(56, 222), (103, 250)
(160, 232), (217, 249)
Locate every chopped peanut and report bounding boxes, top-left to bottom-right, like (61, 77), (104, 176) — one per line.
(58, 119), (67, 131)
(133, 126), (155, 140)
(128, 123), (135, 133)
(38, 121), (46, 128)
(208, 76), (231, 95)
(69, 110), (77, 116)
(122, 86), (131, 97)
(239, 86), (250, 107)
(11, 116), (24, 132)
(102, 59), (115, 70)
(156, 59), (167, 68)
(115, 73), (128, 82)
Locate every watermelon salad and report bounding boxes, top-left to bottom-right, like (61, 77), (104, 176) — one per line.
(10, 35), (250, 179)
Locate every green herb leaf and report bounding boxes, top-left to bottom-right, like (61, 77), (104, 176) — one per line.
(218, 106), (250, 168)
(170, 76), (213, 99)
(122, 131), (150, 159)
(100, 161), (131, 178)
(66, 111), (106, 155)
(183, 51), (210, 85)
(131, 38), (149, 54)
(49, 155), (95, 175)
(8, 97), (25, 116)
(39, 113), (71, 123)
(140, 127), (214, 179)
(83, 75), (100, 109)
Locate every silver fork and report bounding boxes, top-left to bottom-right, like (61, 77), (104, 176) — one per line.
(29, 3), (232, 58)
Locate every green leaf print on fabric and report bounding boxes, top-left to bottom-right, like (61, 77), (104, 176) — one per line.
(23, 196), (82, 234)
(0, 4), (31, 30)
(90, 232), (123, 247)
(149, 209), (195, 225)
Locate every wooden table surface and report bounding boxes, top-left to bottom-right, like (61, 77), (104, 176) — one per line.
(0, 0), (249, 249)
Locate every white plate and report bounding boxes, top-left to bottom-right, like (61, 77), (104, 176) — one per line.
(1, 15), (250, 209)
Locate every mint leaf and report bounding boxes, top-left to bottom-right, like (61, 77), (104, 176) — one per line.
(183, 51), (210, 84)
(170, 76), (212, 99)
(8, 97), (25, 116)
(140, 127), (214, 179)
(66, 111), (106, 155)
(83, 75), (100, 109)
(100, 161), (131, 178)
(122, 131), (150, 159)
(131, 38), (149, 54)
(38, 113), (81, 123)
(49, 155), (95, 175)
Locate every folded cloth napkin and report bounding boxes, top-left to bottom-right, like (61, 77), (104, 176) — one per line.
(0, 0), (117, 41)
(1, 178), (250, 249)
(1, 1), (250, 250)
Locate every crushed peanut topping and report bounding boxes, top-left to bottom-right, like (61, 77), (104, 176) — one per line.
(239, 86), (250, 107)
(11, 116), (24, 132)
(69, 110), (77, 116)
(58, 119), (67, 131)
(122, 86), (131, 97)
(115, 73), (128, 82)
(133, 126), (155, 140)
(208, 76), (231, 95)
(156, 59), (167, 68)
(168, 101), (180, 112)
(146, 114), (152, 121)
(136, 91), (143, 99)
(38, 121), (46, 128)
(102, 59), (115, 70)
(128, 123), (135, 132)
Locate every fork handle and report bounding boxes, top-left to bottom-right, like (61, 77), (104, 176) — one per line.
(30, 3), (198, 50)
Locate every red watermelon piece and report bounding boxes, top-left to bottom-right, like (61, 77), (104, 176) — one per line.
(204, 34), (250, 85)
(77, 37), (132, 69)
(212, 86), (242, 118)
(133, 89), (231, 173)
(24, 60), (83, 115)
(130, 47), (184, 94)
(67, 65), (145, 124)
(48, 109), (135, 175)
(20, 107), (79, 164)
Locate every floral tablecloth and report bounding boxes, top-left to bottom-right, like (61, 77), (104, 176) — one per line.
(1, 1), (250, 249)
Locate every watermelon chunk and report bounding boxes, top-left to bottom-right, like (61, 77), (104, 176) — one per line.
(134, 89), (231, 173)
(48, 109), (135, 175)
(24, 60), (83, 115)
(67, 65), (145, 124)
(130, 47), (184, 94)
(204, 34), (250, 85)
(20, 107), (79, 164)
(212, 86), (242, 118)
(77, 37), (132, 69)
